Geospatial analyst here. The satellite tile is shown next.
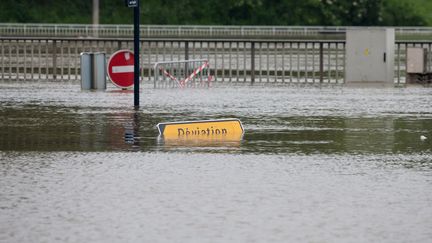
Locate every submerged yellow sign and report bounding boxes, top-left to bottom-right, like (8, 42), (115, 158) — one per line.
(157, 119), (244, 141)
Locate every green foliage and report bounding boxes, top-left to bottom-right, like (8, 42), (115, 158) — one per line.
(0, 0), (430, 26)
(382, 0), (427, 26)
(0, 0), (91, 23)
(319, 0), (384, 26)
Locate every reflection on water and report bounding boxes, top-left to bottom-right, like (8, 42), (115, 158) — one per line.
(0, 83), (431, 154)
(157, 135), (243, 150)
(122, 110), (140, 148)
(1, 105), (431, 154)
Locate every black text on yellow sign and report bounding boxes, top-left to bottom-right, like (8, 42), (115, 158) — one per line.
(157, 119), (244, 141)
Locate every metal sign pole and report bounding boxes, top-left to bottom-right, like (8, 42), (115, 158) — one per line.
(133, 0), (140, 107)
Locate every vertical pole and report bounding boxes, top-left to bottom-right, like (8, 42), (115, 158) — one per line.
(24, 41), (27, 81)
(92, 0), (99, 25)
(9, 41), (12, 81)
(185, 41), (189, 79)
(319, 42), (324, 84)
(222, 42), (225, 82)
(305, 43), (308, 83)
(1, 40), (3, 81)
(53, 40), (57, 80)
(266, 43), (269, 82)
(312, 43), (315, 82)
(92, 0), (99, 37)
(282, 42), (285, 83)
(214, 42), (217, 79)
(229, 42), (232, 82)
(45, 41), (49, 81)
(243, 42), (247, 82)
(251, 42), (255, 84)
(134, 0), (140, 107)
(236, 42), (239, 82)
(397, 43), (400, 84)
(297, 42), (300, 82)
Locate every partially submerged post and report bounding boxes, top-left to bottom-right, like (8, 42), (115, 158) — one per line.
(80, 52), (106, 90)
(345, 28), (395, 87)
(125, 0), (140, 107)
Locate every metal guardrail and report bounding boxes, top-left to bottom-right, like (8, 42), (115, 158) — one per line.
(0, 37), (431, 85)
(0, 37), (346, 84)
(1, 24), (432, 39)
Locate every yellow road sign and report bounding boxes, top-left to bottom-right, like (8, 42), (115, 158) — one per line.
(157, 119), (244, 141)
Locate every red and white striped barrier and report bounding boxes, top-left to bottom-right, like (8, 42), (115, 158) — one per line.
(180, 61), (210, 87)
(154, 59), (213, 88)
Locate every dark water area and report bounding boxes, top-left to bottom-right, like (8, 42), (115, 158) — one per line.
(0, 82), (431, 154)
(1, 82), (432, 242)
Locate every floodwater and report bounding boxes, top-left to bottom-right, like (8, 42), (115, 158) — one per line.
(1, 81), (432, 242)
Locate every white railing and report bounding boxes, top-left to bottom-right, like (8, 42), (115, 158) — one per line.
(1, 23), (432, 39)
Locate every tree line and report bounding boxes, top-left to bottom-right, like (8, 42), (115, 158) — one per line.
(0, 0), (430, 26)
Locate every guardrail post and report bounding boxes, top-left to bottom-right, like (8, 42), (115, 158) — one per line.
(53, 40), (57, 80)
(185, 41), (189, 77)
(251, 42), (255, 84)
(397, 43), (400, 84)
(319, 42), (324, 83)
(185, 41), (189, 60)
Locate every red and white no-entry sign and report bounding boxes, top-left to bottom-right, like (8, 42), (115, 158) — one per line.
(107, 50), (135, 88)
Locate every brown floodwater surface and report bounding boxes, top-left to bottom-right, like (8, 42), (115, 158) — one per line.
(1, 81), (431, 242)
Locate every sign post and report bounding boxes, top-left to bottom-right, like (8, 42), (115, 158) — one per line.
(125, 0), (137, 7)
(125, 0), (140, 107)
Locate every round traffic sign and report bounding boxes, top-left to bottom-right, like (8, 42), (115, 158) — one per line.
(107, 50), (135, 88)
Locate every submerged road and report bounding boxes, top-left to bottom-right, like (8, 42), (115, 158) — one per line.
(0, 82), (431, 242)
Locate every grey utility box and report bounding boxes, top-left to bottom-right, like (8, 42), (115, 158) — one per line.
(406, 47), (431, 84)
(345, 28), (395, 86)
(80, 52), (107, 90)
(406, 47), (428, 74)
